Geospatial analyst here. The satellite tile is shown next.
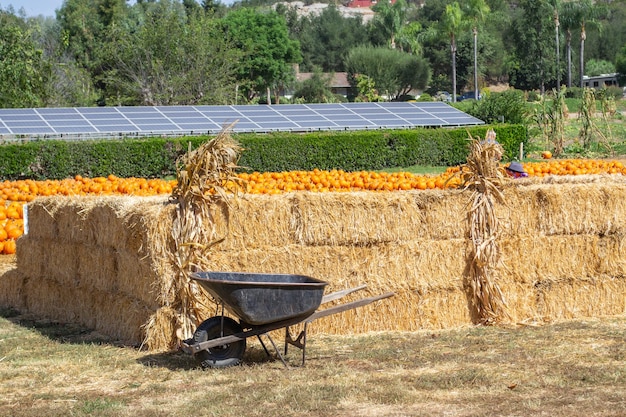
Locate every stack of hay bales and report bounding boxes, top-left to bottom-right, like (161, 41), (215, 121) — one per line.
(1, 196), (178, 346)
(1, 175), (626, 351)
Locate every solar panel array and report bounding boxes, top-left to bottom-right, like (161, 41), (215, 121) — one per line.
(0, 102), (483, 140)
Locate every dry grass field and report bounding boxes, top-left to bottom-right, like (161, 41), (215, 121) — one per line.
(0, 306), (624, 417)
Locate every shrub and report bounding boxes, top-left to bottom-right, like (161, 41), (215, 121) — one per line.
(0, 126), (527, 180)
(526, 90), (541, 102)
(565, 87), (584, 99)
(416, 92), (432, 102)
(466, 89), (529, 125)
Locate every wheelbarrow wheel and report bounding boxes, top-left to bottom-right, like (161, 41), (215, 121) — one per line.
(193, 316), (246, 369)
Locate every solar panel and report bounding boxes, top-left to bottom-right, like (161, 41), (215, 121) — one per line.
(0, 102), (484, 140)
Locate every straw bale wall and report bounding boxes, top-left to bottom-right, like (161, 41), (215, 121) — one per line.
(1, 175), (625, 351)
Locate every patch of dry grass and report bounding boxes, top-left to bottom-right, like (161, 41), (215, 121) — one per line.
(1, 309), (624, 417)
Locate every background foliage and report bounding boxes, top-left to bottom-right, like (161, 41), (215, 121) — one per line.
(2, 0), (626, 108)
(0, 125), (526, 180)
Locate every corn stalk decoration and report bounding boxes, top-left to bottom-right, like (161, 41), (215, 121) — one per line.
(534, 88), (568, 157)
(579, 87), (611, 154)
(166, 126), (244, 341)
(459, 130), (510, 325)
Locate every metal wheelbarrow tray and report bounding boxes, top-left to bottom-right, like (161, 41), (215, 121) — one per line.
(192, 271), (328, 326)
(181, 271), (394, 368)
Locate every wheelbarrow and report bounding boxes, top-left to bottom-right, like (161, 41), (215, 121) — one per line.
(180, 271), (394, 368)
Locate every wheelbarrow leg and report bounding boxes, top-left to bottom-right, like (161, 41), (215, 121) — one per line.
(257, 333), (289, 368)
(256, 335), (271, 358)
(285, 323), (308, 366)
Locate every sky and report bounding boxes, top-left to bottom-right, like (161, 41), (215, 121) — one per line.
(2, 0), (66, 17)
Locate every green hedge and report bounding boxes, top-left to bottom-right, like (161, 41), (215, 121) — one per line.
(0, 124), (527, 180)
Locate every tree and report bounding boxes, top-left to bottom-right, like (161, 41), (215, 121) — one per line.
(585, 59), (615, 76)
(0, 10), (51, 107)
(506, 0), (556, 92)
(101, 1), (240, 106)
(575, 1), (607, 88)
(394, 21), (424, 55)
(182, 0), (202, 16)
(292, 68), (336, 103)
(442, 2), (463, 102)
(418, 1), (466, 101)
(549, 0), (561, 92)
(220, 8), (301, 102)
(463, 0), (490, 101)
(291, 4), (368, 73)
(56, 0), (130, 102)
(344, 46), (430, 100)
(560, 0), (606, 88)
(370, 0), (409, 49)
(588, 1), (626, 67)
(560, 1), (579, 88)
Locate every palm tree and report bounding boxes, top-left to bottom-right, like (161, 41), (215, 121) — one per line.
(371, 0), (409, 49)
(463, 0), (490, 101)
(549, 0), (561, 92)
(560, 2), (578, 88)
(560, 0), (606, 88)
(442, 2), (463, 102)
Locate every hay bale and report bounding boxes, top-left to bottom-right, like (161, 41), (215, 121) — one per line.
(204, 241), (468, 293)
(536, 275), (626, 320)
(529, 183), (626, 236)
(290, 191), (426, 245)
(7, 173), (626, 350)
(41, 240), (80, 287)
(93, 291), (153, 345)
(23, 199), (59, 240)
(23, 277), (80, 324)
(500, 234), (626, 282)
(0, 268), (26, 310)
(76, 244), (118, 294)
(216, 194), (296, 250)
(15, 235), (46, 279)
(116, 249), (163, 309)
(410, 191), (470, 240)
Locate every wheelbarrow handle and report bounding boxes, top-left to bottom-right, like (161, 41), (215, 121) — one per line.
(307, 292), (395, 323)
(321, 284), (368, 304)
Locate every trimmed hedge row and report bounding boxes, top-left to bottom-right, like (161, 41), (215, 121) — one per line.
(0, 124), (526, 180)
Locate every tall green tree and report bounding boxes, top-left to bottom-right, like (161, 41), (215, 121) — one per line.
(506, 0), (556, 92)
(56, 0), (129, 101)
(417, 1), (464, 100)
(0, 10), (51, 107)
(220, 8), (301, 102)
(292, 4), (368, 72)
(463, 0), (490, 99)
(442, 2), (463, 102)
(369, 0), (409, 49)
(344, 46), (430, 100)
(101, 1), (240, 105)
(615, 44), (626, 85)
(394, 21), (424, 55)
(25, 13), (99, 107)
(560, 0), (608, 88)
(549, 0), (561, 92)
(588, 1), (626, 66)
(584, 59), (615, 76)
(560, 1), (579, 88)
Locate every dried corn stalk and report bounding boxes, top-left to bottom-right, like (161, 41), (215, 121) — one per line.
(166, 125), (244, 341)
(459, 129), (510, 325)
